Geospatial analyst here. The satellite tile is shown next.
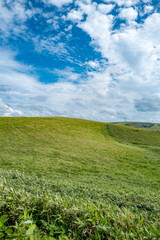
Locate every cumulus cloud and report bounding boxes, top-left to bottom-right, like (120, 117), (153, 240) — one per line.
(73, 1), (160, 81)
(144, 5), (154, 15)
(0, 0), (24, 37)
(98, 4), (114, 14)
(86, 60), (100, 69)
(0, 0), (160, 122)
(103, 0), (139, 7)
(64, 0), (160, 121)
(42, 0), (73, 8)
(119, 7), (138, 22)
(78, 7), (113, 59)
(0, 48), (126, 121)
(67, 10), (84, 22)
(0, 0), (42, 38)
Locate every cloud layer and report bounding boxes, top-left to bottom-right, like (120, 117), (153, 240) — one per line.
(0, 0), (160, 122)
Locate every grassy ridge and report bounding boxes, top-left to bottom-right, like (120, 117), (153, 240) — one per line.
(107, 123), (160, 147)
(0, 117), (160, 239)
(114, 122), (160, 131)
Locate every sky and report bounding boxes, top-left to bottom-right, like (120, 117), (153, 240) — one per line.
(0, 0), (160, 122)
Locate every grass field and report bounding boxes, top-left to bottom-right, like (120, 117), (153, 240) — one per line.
(114, 122), (160, 131)
(0, 117), (160, 239)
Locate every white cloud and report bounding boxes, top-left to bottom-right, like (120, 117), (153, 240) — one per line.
(73, 1), (160, 82)
(46, 16), (60, 30)
(33, 36), (68, 56)
(0, 48), (122, 121)
(0, 1), (16, 36)
(144, 5), (153, 14)
(119, 7), (138, 21)
(78, 10), (113, 59)
(0, 48), (33, 72)
(1, 0), (160, 122)
(0, 0), (41, 38)
(52, 67), (81, 82)
(103, 0), (139, 7)
(63, 1), (160, 121)
(1, 41), (160, 122)
(86, 60), (100, 69)
(0, 99), (22, 116)
(98, 4), (114, 14)
(67, 10), (84, 22)
(76, 0), (96, 15)
(142, 13), (160, 44)
(42, 0), (73, 8)
(65, 25), (72, 31)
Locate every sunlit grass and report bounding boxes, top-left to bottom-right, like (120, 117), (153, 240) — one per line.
(0, 117), (160, 239)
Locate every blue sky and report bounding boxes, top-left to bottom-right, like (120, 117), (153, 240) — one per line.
(0, 0), (160, 122)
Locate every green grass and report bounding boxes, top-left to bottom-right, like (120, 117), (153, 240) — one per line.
(0, 117), (160, 239)
(107, 123), (160, 147)
(114, 122), (160, 131)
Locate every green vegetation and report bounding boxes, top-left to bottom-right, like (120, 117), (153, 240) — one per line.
(107, 123), (160, 147)
(0, 117), (160, 239)
(114, 122), (160, 131)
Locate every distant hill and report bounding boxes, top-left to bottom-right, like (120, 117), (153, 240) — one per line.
(113, 121), (160, 131)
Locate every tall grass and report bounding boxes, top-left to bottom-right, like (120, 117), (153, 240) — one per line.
(0, 170), (160, 239)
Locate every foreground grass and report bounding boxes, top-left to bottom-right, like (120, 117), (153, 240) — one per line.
(0, 117), (160, 239)
(1, 169), (160, 240)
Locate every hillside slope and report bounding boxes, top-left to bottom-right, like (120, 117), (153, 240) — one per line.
(0, 117), (159, 192)
(0, 117), (160, 239)
(107, 123), (160, 147)
(114, 121), (160, 131)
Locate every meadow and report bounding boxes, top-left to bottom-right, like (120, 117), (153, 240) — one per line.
(0, 117), (160, 239)
(114, 122), (160, 132)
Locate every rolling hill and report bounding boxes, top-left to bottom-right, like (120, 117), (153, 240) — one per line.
(0, 117), (160, 239)
(114, 121), (160, 131)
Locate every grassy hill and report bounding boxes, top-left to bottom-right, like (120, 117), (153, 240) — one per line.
(107, 123), (160, 147)
(0, 117), (160, 239)
(114, 121), (160, 131)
